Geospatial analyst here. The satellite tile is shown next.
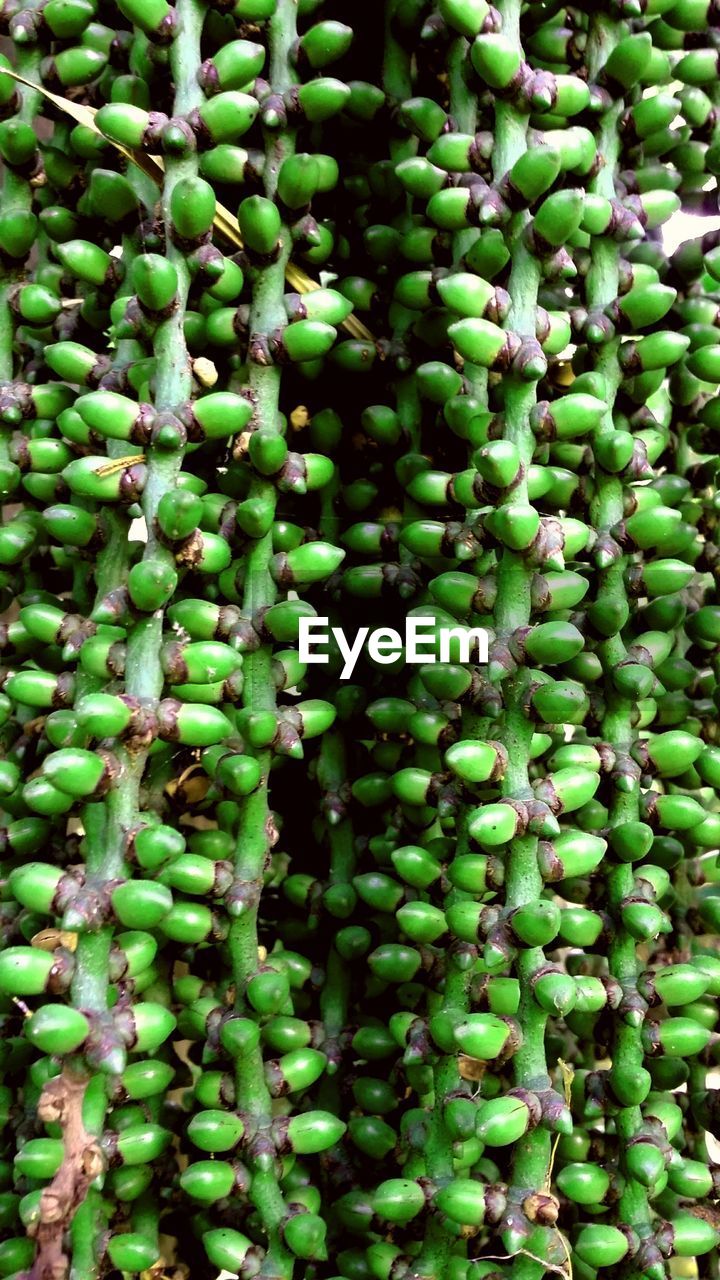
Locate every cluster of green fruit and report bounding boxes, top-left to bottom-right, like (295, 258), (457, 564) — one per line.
(0, 0), (720, 1277)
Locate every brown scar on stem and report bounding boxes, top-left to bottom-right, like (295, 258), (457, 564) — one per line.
(28, 1068), (104, 1280)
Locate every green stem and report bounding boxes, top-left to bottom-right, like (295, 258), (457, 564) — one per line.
(586, 11), (650, 1236)
(414, 37), (489, 1279)
(490, 6), (551, 1277)
(227, 1), (298, 1272)
(106, 0), (205, 867)
(69, 10), (204, 1273)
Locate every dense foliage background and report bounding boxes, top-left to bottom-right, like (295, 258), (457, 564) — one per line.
(1, 0), (720, 1278)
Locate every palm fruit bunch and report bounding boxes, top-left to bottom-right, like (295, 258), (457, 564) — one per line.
(1, 0), (720, 1277)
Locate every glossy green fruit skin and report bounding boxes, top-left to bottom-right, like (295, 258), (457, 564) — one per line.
(179, 1160), (235, 1203)
(26, 1006), (90, 1054)
(187, 1110), (245, 1153)
(557, 1163), (610, 1205)
(372, 1179), (425, 1224)
(0, 948), (54, 996)
(475, 1097), (531, 1146)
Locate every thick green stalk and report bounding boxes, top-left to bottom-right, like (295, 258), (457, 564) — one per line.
(104, 0), (205, 874)
(69, 13), (204, 1273)
(586, 13), (650, 1235)
(228, 1), (297, 1271)
(414, 38), (486, 1279)
(491, 7), (551, 1278)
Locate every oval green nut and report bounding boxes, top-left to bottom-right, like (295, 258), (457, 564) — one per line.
(372, 1179), (425, 1224)
(25, 1006), (90, 1055)
(574, 1225), (630, 1267)
(285, 1111), (346, 1154)
(475, 1096), (532, 1146)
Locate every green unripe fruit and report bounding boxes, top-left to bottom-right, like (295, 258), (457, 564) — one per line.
(14, 1139), (64, 1180)
(115, 1124), (171, 1166)
(157, 490), (203, 541)
(605, 32), (653, 87)
(95, 102), (149, 148)
(44, 0), (97, 38)
(131, 254), (179, 311)
(348, 1115), (396, 1160)
(55, 239), (111, 287)
(180, 1160), (235, 1203)
(280, 1212), (325, 1260)
(533, 970), (577, 1015)
(14, 284), (61, 326)
(272, 542), (344, 585)
(121, 1061), (175, 1100)
(198, 91), (258, 143)
(468, 803), (518, 847)
(438, 0), (489, 35)
(556, 1163), (610, 1206)
(26, 1006), (90, 1055)
(372, 1179), (425, 1224)
(391, 846), (442, 889)
(107, 1235), (159, 1273)
(0, 948), (55, 996)
(112, 881), (173, 929)
(645, 1017), (712, 1057)
(285, 1111), (346, 1154)
(203, 1229), (254, 1271)
(170, 177), (216, 241)
(367, 944), (421, 983)
(43, 748), (110, 797)
(43, 505), (98, 548)
(471, 33), (522, 88)
(667, 1156), (713, 1199)
(130, 1003), (177, 1054)
(524, 621), (584, 665)
(204, 39), (265, 90)
(188, 1110), (245, 1153)
(395, 901), (446, 943)
(445, 740), (505, 785)
(0, 1236), (34, 1273)
(0, 208), (38, 259)
(510, 900), (561, 952)
(117, 0), (172, 35)
(281, 320), (336, 362)
(640, 963), (708, 1006)
(299, 19), (352, 67)
(670, 1214), (719, 1257)
(574, 1226), (629, 1267)
(452, 1014), (511, 1060)
(532, 189), (584, 247)
(475, 1096), (532, 1146)
(238, 195), (281, 255)
(448, 317), (508, 367)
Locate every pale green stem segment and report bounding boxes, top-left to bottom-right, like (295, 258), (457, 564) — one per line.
(586, 14), (650, 1235)
(491, 5), (552, 1278)
(228, 1), (298, 1272)
(70, 8), (205, 1275)
(103, 0), (205, 894)
(414, 36), (486, 1280)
